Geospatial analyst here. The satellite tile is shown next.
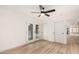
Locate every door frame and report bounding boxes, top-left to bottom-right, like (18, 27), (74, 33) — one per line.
(25, 22), (41, 43)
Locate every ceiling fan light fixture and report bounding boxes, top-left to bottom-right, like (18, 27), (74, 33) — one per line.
(41, 13), (44, 16)
(32, 5), (56, 17)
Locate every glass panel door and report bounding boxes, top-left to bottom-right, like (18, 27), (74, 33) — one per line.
(28, 24), (33, 40)
(35, 25), (39, 39)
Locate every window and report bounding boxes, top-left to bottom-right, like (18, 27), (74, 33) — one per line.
(70, 27), (79, 34)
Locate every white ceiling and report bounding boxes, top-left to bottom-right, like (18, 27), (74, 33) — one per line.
(39, 5), (79, 26)
(0, 5), (79, 26)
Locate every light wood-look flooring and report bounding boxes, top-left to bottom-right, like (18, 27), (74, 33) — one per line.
(1, 36), (79, 54)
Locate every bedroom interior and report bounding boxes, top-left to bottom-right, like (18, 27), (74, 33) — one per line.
(0, 5), (79, 54)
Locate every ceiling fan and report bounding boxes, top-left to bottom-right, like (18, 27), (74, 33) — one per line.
(31, 5), (55, 17)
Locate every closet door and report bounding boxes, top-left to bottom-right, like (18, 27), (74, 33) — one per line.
(43, 23), (51, 40)
(43, 23), (54, 41)
(54, 21), (67, 44)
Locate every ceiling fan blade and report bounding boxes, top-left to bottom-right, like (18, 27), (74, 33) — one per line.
(44, 13), (50, 17)
(39, 5), (44, 11)
(31, 12), (40, 13)
(38, 14), (41, 17)
(41, 9), (55, 13)
(39, 5), (42, 10)
(46, 9), (55, 13)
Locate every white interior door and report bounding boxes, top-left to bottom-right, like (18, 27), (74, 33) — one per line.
(43, 23), (54, 41)
(54, 21), (67, 44)
(43, 23), (50, 40)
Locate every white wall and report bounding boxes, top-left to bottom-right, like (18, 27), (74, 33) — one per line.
(0, 5), (42, 52)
